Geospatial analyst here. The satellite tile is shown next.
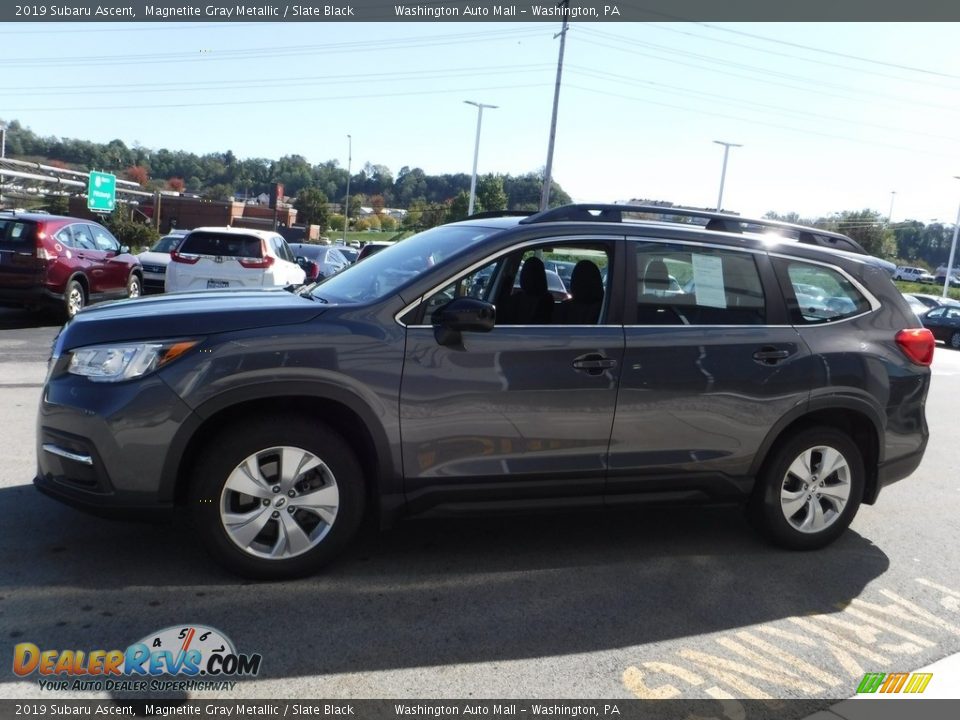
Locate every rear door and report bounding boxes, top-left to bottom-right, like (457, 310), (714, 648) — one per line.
(607, 237), (814, 502)
(0, 218), (42, 289)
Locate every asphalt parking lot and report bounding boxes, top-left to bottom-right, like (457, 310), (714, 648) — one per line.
(1, 305), (959, 708)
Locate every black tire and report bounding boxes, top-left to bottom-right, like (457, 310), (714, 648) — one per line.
(749, 427), (864, 550)
(950, 331), (960, 350)
(64, 278), (85, 320)
(188, 417), (366, 580)
(127, 273), (142, 299)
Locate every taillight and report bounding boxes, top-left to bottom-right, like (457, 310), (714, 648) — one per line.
(896, 328), (935, 366)
(170, 250), (200, 265)
(36, 246), (57, 261)
(238, 240), (275, 269)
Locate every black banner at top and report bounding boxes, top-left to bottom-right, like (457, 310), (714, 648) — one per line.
(2, 0), (960, 23)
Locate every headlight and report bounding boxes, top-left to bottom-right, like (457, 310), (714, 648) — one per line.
(68, 340), (199, 382)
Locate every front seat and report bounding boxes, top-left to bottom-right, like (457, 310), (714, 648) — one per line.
(642, 259), (671, 295)
(500, 257), (553, 324)
(555, 261), (604, 324)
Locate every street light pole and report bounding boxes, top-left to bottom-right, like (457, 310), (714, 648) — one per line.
(713, 140), (742, 212)
(464, 100), (497, 216)
(343, 134), (352, 244)
(943, 176), (960, 299)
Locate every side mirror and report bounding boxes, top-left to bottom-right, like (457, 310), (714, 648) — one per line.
(432, 297), (496, 347)
(119, 245), (130, 254)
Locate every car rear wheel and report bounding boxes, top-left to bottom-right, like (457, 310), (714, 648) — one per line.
(749, 428), (864, 550)
(188, 417), (365, 579)
(950, 331), (960, 350)
(127, 273), (142, 299)
(64, 279), (85, 319)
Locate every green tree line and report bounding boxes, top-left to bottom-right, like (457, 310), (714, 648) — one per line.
(0, 119), (571, 214)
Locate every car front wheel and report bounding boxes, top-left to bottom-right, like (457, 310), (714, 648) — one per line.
(750, 428), (864, 550)
(189, 417), (365, 579)
(950, 331), (960, 350)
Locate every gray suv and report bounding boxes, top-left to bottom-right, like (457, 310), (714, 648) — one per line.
(35, 205), (934, 579)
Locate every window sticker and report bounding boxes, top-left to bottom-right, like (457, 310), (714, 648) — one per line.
(692, 254), (727, 309)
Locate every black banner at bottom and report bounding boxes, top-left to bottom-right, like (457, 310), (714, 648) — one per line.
(2, 699), (960, 720)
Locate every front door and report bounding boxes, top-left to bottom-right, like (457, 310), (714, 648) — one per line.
(399, 238), (625, 514)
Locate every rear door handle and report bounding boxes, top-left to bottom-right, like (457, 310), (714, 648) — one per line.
(573, 353), (617, 375)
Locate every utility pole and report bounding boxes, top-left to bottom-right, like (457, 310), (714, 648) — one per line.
(713, 140), (742, 212)
(888, 191), (897, 225)
(0, 122), (7, 208)
(343, 134), (352, 243)
(540, 0), (570, 211)
(944, 176), (960, 299)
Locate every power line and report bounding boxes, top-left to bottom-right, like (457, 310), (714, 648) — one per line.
(0, 28), (542, 68)
(634, 23), (960, 89)
(695, 22), (960, 81)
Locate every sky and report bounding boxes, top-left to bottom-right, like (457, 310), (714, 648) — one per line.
(3, 20), (960, 224)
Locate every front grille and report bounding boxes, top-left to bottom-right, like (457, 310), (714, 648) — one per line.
(142, 264), (166, 274)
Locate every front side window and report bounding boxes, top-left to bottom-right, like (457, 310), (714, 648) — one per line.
(410, 240), (613, 326)
(634, 241), (766, 325)
(89, 224), (120, 252)
(781, 260), (871, 324)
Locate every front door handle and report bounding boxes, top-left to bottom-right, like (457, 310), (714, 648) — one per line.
(573, 353), (617, 375)
(753, 347), (792, 365)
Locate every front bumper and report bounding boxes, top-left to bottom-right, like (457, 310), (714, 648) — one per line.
(35, 371), (196, 518)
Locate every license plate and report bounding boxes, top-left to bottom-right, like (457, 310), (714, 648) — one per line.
(207, 280), (229, 289)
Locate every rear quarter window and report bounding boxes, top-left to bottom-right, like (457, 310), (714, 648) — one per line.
(180, 232), (263, 258)
(778, 259), (872, 324)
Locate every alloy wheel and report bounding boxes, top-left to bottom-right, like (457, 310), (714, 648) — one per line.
(779, 445), (851, 534)
(219, 446), (340, 559)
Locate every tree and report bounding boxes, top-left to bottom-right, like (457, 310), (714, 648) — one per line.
(125, 165), (149, 186)
(167, 177), (185, 192)
(294, 187), (330, 229)
(477, 174), (507, 212)
(827, 209), (896, 259)
(448, 191), (473, 222)
(329, 214), (345, 232)
(202, 183), (235, 201)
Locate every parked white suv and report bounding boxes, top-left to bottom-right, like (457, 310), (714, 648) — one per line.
(894, 266), (935, 284)
(165, 227), (305, 292)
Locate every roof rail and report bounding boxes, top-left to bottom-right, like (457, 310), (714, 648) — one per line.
(519, 203), (868, 255)
(467, 210), (533, 219)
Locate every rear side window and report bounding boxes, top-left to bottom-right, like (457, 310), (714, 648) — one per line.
(0, 220), (37, 247)
(779, 260), (872, 324)
(634, 241), (766, 325)
(180, 232), (263, 258)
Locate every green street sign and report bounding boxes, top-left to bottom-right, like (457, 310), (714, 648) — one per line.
(87, 171), (116, 212)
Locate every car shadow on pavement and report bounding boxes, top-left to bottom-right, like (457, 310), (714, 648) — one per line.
(0, 308), (62, 331)
(0, 483), (890, 687)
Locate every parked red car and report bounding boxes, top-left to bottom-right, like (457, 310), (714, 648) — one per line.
(0, 210), (142, 319)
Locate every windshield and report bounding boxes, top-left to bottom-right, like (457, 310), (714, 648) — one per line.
(312, 224), (500, 304)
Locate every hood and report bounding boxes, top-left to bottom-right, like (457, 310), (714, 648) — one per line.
(57, 289), (327, 352)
